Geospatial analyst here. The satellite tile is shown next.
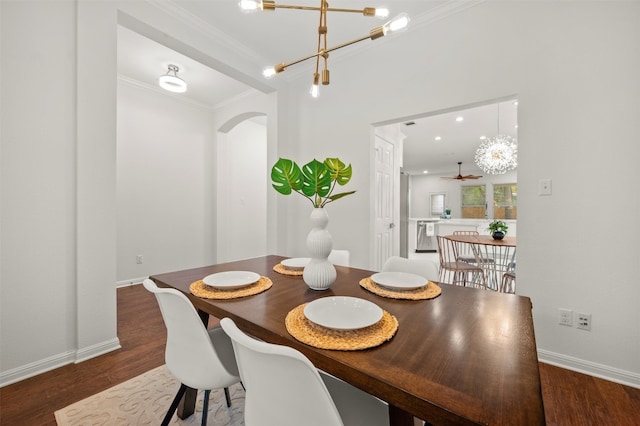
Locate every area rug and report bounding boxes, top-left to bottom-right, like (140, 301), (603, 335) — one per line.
(54, 365), (245, 425)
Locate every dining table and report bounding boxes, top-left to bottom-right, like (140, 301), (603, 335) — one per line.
(445, 234), (517, 291)
(150, 254), (544, 425)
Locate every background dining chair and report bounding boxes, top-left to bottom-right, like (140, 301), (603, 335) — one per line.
(219, 317), (389, 426)
(328, 249), (350, 267)
(382, 255), (439, 282)
(436, 236), (486, 289)
(142, 279), (240, 426)
(452, 230), (478, 264)
(501, 271), (516, 293)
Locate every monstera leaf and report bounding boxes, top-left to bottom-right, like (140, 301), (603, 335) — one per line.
(271, 158), (303, 195)
(270, 156), (356, 208)
(324, 158), (352, 186)
(301, 159), (332, 200)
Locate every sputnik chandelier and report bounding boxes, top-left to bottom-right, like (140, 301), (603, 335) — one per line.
(474, 104), (518, 175)
(239, 0), (409, 97)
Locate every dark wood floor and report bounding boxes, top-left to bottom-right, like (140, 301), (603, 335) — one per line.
(1, 284), (639, 425)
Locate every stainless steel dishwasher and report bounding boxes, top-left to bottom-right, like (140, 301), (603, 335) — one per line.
(416, 220), (437, 252)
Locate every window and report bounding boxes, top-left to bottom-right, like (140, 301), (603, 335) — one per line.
(461, 185), (486, 218)
(429, 193), (446, 217)
(493, 183), (517, 219)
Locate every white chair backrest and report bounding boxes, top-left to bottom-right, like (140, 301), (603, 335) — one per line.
(382, 256), (439, 282)
(220, 317), (344, 426)
(142, 279), (238, 390)
(328, 249), (350, 267)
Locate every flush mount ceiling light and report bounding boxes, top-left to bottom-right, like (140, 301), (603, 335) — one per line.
(158, 64), (187, 93)
(474, 104), (518, 175)
(239, 0), (409, 98)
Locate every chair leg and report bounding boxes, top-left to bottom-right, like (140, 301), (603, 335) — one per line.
(202, 389), (211, 426)
(224, 386), (232, 407)
(162, 383), (187, 426)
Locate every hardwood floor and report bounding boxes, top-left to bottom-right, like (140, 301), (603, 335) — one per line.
(1, 284), (639, 425)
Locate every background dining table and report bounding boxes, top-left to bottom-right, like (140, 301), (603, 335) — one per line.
(150, 255), (544, 425)
(445, 234), (517, 291)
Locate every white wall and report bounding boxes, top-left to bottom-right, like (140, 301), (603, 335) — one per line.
(277, 2), (640, 385)
(116, 81), (216, 283)
(410, 170), (518, 219)
(216, 118), (267, 262)
(1, 0), (119, 385)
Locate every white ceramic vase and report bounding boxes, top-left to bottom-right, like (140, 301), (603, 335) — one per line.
(303, 208), (336, 290)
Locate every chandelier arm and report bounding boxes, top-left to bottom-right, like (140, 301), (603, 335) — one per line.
(313, 1), (324, 78)
(268, 4), (376, 14)
(321, 1), (329, 82)
(279, 31), (376, 70)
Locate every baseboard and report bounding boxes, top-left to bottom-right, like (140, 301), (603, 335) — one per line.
(0, 350), (76, 387)
(1, 338), (121, 388)
(538, 349), (640, 389)
(75, 337), (121, 363)
(116, 277), (147, 288)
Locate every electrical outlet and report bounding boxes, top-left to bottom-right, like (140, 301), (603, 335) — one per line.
(576, 312), (591, 331)
(136, 255), (143, 264)
(559, 309), (573, 326)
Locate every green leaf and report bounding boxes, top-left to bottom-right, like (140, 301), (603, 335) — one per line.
(327, 191), (357, 202)
(271, 158), (303, 195)
(324, 157), (352, 186)
(301, 159), (331, 198)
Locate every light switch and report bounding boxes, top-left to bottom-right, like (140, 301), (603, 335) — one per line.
(538, 179), (552, 195)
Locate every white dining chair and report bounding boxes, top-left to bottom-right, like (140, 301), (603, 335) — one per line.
(382, 255), (439, 282)
(219, 317), (389, 426)
(328, 249), (350, 267)
(142, 279), (241, 426)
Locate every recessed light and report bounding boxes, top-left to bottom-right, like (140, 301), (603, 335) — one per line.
(480, 136), (486, 140)
(455, 116), (464, 122)
(513, 101), (519, 106)
(423, 170), (429, 174)
(434, 136), (442, 141)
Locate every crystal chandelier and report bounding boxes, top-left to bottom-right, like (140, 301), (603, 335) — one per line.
(474, 104), (518, 174)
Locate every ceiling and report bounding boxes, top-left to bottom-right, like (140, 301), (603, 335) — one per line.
(116, 0), (518, 177)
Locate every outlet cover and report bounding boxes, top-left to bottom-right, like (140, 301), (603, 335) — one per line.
(576, 312), (591, 331)
(559, 308), (573, 326)
(539, 179), (552, 195)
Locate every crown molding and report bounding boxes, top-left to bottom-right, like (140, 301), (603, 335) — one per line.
(146, 0), (272, 70)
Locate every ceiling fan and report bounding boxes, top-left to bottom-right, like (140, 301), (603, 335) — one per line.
(441, 162), (483, 181)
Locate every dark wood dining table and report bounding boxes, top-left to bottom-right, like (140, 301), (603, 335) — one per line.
(150, 255), (544, 425)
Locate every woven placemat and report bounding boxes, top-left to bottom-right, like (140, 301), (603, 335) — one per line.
(190, 276), (272, 299)
(285, 303), (398, 351)
(273, 263), (303, 276)
(359, 277), (442, 300)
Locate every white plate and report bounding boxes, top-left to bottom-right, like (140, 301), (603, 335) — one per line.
(202, 271), (260, 290)
(281, 257), (310, 271)
(304, 296), (383, 330)
(370, 272), (427, 291)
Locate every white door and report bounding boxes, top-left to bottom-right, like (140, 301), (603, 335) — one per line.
(373, 135), (395, 270)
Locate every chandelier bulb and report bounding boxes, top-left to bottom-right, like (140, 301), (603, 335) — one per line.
(383, 13), (410, 35)
(310, 84), (319, 98)
(238, 0), (266, 13)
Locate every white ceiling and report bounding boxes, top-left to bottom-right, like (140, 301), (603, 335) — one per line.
(116, 0), (518, 176)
